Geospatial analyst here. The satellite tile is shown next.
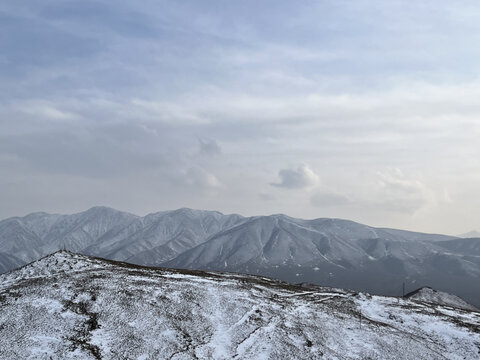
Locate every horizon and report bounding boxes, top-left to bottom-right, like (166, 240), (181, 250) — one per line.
(2, 1), (480, 234)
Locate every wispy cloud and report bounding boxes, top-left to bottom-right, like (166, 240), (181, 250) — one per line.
(374, 168), (436, 214)
(1, 0), (480, 233)
(184, 167), (222, 191)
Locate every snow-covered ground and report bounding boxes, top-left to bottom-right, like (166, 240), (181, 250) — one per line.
(405, 286), (478, 312)
(0, 251), (479, 359)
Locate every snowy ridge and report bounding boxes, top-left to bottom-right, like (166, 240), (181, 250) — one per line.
(0, 251), (110, 289)
(0, 252), (479, 359)
(405, 287), (478, 312)
(0, 207), (244, 267)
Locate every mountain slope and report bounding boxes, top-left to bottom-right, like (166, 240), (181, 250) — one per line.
(83, 208), (244, 265)
(0, 252), (24, 273)
(435, 237), (480, 256)
(0, 251), (479, 359)
(166, 215), (453, 270)
(0, 207), (244, 270)
(164, 215), (480, 305)
(405, 287), (478, 312)
(458, 230), (480, 238)
(0, 207), (139, 262)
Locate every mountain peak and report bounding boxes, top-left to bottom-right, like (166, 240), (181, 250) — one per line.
(172, 207), (223, 216)
(405, 286), (478, 311)
(0, 251), (107, 287)
(82, 206), (136, 217)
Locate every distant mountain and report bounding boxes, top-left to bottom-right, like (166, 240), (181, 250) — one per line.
(82, 208), (243, 266)
(1, 207), (480, 307)
(0, 207), (244, 268)
(1, 251), (479, 359)
(0, 207), (138, 262)
(435, 237), (480, 255)
(0, 252), (24, 273)
(458, 230), (480, 238)
(165, 215), (454, 271)
(164, 214), (480, 306)
(405, 286), (478, 311)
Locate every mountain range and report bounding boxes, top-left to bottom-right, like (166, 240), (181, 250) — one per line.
(0, 251), (478, 359)
(0, 206), (479, 306)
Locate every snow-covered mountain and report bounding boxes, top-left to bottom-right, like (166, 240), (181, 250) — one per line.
(164, 214), (480, 306)
(0, 207), (244, 267)
(0, 252), (24, 273)
(165, 214), (453, 270)
(0, 251), (479, 359)
(82, 208), (244, 266)
(1, 207), (479, 307)
(436, 236), (480, 253)
(405, 287), (478, 312)
(0, 207), (139, 262)
(458, 230), (480, 238)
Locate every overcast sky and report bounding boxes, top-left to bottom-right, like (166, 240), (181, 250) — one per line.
(1, 0), (480, 234)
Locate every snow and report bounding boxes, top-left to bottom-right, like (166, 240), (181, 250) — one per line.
(1, 251), (479, 359)
(405, 287), (478, 311)
(355, 294), (480, 359)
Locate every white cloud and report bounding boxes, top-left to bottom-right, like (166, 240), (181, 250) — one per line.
(185, 167), (222, 190)
(373, 168), (435, 214)
(271, 164), (319, 189)
(8, 100), (77, 121)
(129, 99), (209, 124)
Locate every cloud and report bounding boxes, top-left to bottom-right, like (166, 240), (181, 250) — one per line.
(308, 168), (438, 214)
(184, 167), (222, 190)
(374, 168), (435, 214)
(2, 1), (480, 233)
(310, 191), (351, 207)
(198, 139), (221, 157)
(129, 99), (208, 125)
(258, 193), (275, 201)
(18, 101), (77, 121)
(0, 121), (175, 178)
(271, 164), (319, 189)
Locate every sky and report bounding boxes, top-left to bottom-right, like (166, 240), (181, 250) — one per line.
(1, 0), (480, 235)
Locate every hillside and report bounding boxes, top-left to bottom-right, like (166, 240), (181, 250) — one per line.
(0, 251), (479, 359)
(405, 287), (478, 312)
(0, 252), (24, 273)
(1, 207), (479, 307)
(163, 214), (480, 306)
